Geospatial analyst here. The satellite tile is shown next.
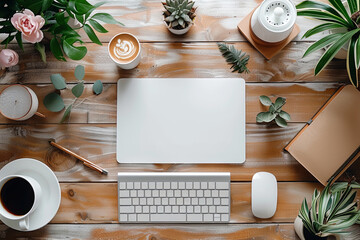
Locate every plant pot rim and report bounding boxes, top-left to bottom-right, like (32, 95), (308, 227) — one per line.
(163, 19), (194, 35)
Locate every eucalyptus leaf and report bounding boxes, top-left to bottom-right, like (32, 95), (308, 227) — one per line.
(259, 95), (272, 106)
(74, 65), (85, 80)
(71, 82), (84, 98)
(60, 104), (72, 123)
(256, 112), (276, 123)
(275, 116), (287, 128)
(93, 80), (103, 95)
(50, 74), (66, 90)
(43, 92), (65, 112)
(274, 97), (286, 110)
(279, 110), (291, 121)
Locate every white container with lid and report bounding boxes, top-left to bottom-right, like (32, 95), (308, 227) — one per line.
(250, 0), (297, 43)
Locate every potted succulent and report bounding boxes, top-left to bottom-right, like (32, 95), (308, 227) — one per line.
(295, 180), (360, 240)
(162, 0), (196, 35)
(296, 0), (360, 89)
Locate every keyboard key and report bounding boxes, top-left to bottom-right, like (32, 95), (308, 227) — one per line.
(135, 206), (142, 213)
(133, 198), (139, 205)
(119, 182), (126, 189)
(197, 190), (203, 197)
(176, 198), (183, 205)
(119, 214), (127, 222)
(206, 198), (213, 205)
(172, 206), (179, 213)
(186, 182), (192, 189)
(169, 198), (176, 205)
(158, 206), (164, 213)
(154, 198), (161, 205)
(204, 214), (213, 221)
(151, 214), (186, 222)
(153, 190), (159, 197)
(216, 182), (229, 189)
(119, 190), (130, 197)
(214, 198), (220, 205)
(174, 190), (181, 197)
(141, 182), (148, 189)
(150, 206), (156, 213)
(179, 182), (185, 189)
(193, 182), (200, 189)
(199, 198), (206, 205)
(187, 214), (202, 222)
(208, 182), (215, 189)
(187, 206), (194, 213)
(162, 198), (168, 205)
(143, 206), (149, 213)
(171, 182), (177, 189)
(202, 206), (208, 213)
(194, 206), (201, 213)
(180, 206), (186, 213)
(221, 214), (229, 221)
(167, 190), (174, 197)
(182, 190), (188, 197)
(134, 182), (141, 189)
(189, 190), (196, 197)
(156, 182), (163, 189)
(160, 190), (166, 197)
(120, 206), (134, 213)
(127, 182), (133, 189)
(204, 190), (211, 197)
(140, 198), (146, 205)
(217, 206), (229, 213)
(149, 182), (156, 189)
(219, 190), (229, 198)
(212, 190), (219, 197)
(221, 198), (229, 205)
(201, 182), (207, 189)
(191, 198), (198, 205)
(165, 206), (171, 213)
(209, 206), (216, 213)
(214, 214), (221, 221)
(130, 190), (137, 197)
(184, 198), (191, 205)
(137, 214), (149, 221)
(119, 198), (132, 205)
(138, 190), (144, 197)
(128, 214), (136, 221)
(145, 190), (152, 197)
(164, 182), (170, 189)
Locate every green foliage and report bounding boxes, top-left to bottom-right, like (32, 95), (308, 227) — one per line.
(163, 0), (196, 29)
(297, 0), (360, 89)
(0, 0), (123, 61)
(43, 65), (103, 123)
(256, 95), (290, 128)
(217, 43), (250, 74)
(298, 180), (360, 237)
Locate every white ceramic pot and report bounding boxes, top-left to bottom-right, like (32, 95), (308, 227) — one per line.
(294, 216), (343, 240)
(164, 20), (193, 35)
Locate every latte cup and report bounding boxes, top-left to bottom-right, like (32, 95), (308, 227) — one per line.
(0, 175), (42, 230)
(108, 32), (141, 70)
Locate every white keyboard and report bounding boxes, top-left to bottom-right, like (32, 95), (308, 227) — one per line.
(118, 172), (231, 223)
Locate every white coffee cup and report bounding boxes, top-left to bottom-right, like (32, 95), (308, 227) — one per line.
(0, 175), (42, 230)
(108, 32), (142, 70)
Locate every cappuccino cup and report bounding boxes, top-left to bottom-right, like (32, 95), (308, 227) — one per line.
(0, 175), (42, 230)
(108, 32), (141, 70)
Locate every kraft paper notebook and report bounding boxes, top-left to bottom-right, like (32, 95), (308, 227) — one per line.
(285, 85), (360, 185)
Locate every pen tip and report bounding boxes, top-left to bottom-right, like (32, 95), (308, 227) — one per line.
(102, 169), (109, 175)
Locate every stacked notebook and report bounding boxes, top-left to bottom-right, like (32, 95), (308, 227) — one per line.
(285, 85), (360, 185)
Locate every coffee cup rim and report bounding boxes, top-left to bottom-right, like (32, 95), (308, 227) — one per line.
(108, 32), (141, 65)
(0, 175), (39, 220)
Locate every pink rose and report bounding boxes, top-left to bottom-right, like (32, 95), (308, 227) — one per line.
(0, 49), (19, 68)
(11, 9), (45, 43)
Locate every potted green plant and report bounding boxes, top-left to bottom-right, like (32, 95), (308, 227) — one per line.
(296, 0), (360, 89)
(295, 180), (360, 240)
(0, 0), (122, 63)
(162, 0), (196, 35)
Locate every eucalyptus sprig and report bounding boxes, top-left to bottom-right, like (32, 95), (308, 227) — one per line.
(256, 95), (290, 128)
(43, 65), (103, 123)
(217, 42), (250, 74)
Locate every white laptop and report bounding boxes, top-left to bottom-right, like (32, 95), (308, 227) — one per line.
(116, 78), (246, 164)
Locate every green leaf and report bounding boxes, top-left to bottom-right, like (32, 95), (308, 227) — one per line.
(328, 0), (356, 28)
(1, 34), (14, 45)
(275, 116), (287, 127)
(302, 23), (345, 39)
(75, 14), (84, 24)
(297, 10), (351, 28)
(274, 97), (286, 111)
(50, 74), (66, 90)
(279, 110), (291, 121)
(93, 80), (103, 95)
(50, 38), (66, 61)
(26, 0), (42, 14)
(60, 104), (72, 123)
(42, 0), (53, 11)
(303, 33), (343, 58)
(296, 0), (343, 18)
(43, 92), (65, 112)
(347, 36), (359, 88)
(256, 112), (276, 123)
(88, 19), (108, 33)
(85, 1), (106, 19)
(259, 95), (272, 106)
(71, 82), (84, 98)
(347, 0), (357, 14)
(69, 0), (94, 15)
(34, 42), (46, 63)
(217, 43), (250, 74)
(91, 13), (124, 25)
(356, 37), (360, 68)
(15, 32), (23, 51)
(62, 38), (87, 60)
(83, 24), (102, 45)
(315, 29), (360, 75)
(74, 65), (85, 80)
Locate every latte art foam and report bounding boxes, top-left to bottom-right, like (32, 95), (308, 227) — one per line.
(114, 39), (136, 60)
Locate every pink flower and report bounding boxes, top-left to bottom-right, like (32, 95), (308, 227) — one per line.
(0, 49), (19, 68)
(11, 9), (45, 43)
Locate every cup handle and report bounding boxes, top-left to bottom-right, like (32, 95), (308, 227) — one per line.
(19, 215), (29, 230)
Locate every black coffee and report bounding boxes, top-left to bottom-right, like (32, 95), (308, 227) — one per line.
(0, 177), (34, 216)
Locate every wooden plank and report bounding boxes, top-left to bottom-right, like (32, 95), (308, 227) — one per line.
(0, 123), (316, 182)
(0, 82), (339, 124)
(0, 42), (347, 84)
(54, 182), (323, 223)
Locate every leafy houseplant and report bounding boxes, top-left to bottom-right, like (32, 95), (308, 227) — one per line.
(162, 0), (196, 35)
(256, 95), (290, 128)
(0, 0), (122, 62)
(297, 0), (360, 89)
(43, 65), (103, 123)
(217, 43), (250, 74)
(295, 180), (360, 239)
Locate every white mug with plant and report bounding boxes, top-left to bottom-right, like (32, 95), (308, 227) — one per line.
(162, 0), (196, 35)
(296, 0), (360, 89)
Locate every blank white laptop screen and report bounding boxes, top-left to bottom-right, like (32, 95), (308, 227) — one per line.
(116, 78), (246, 164)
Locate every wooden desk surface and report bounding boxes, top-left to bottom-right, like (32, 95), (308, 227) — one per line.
(1, 0), (360, 239)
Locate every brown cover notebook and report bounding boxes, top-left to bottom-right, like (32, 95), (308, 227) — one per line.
(285, 85), (360, 185)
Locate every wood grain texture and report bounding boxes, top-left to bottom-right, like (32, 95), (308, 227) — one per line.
(0, 123), (316, 182)
(0, 82), (340, 124)
(0, 42), (348, 85)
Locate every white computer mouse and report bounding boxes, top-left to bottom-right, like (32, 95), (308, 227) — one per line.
(251, 172), (277, 219)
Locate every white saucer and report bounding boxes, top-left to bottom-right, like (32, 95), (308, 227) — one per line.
(0, 158), (61, 231)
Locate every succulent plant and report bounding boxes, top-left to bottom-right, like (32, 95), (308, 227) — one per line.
(256, 95), (291, 128)
(163, 0), (196, 29)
